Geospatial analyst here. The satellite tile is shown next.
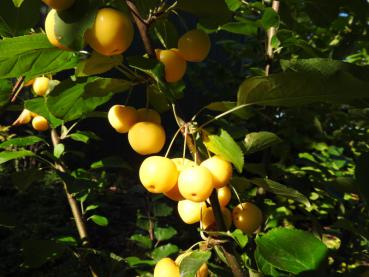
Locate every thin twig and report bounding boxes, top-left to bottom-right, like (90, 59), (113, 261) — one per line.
(265, 1), (280, 76)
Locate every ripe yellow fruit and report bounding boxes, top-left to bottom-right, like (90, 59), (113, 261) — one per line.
(128, 122), (166, 155)
(217, 186), (232, 207)
(164, 158), (195, 201)
(178, 166), (213, 202)
(177, 200), (204, 224)
(45, 9), (70, 50)
(32, 116), (49, 131)
(42, 0), (75, 10)
(12, 109), (32, 126)
(156, 49), (187, 83)
(175, 252), (208, 277)
(108, 105), (138, 133)
(139, 156), (178, 193)
(32, 77), (49, 96)
(154, 257), (180, 277)
(86, 8), (134, 56)
(232, 202), (263, 235)
(137, 108), (161, 125)
(178, 29), (210, 62)
(201, 156), (233, 189)
(200, 206), (232, 230)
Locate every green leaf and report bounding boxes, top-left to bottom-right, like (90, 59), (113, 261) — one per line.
(0, 0), (40, 36)
(153, 202), (173, 217)
(220, 21), (258, 36)
(11, 169), (43, 191)
(355, 152), (369, 203)
(12, 0), (25, 8)
(85, 205), (99, 212)
(125, 256), (156, 267)
(0, 150), (34, 164)
(76, 51), (123, 76)
(0, 136), (45, 148)
(88, 214), (109, 226)
(251, 178), (310, 207)
(70, 130), (101, 143)
(53, 1), (98, 50)
(0, 211), (17, 228)
(244, 131), (282, 155)
(179, 250), (211, 277)
(47, 77), (132, 122)
(255, 247), (280, 277)
(130, 234), (153, 249)
(231, 229), (248, 248)
(90, 156), (132, 170)
(154, 227), (177, 241)
(225, 0), (242, 11)
(177, 0), (232, 28)
(22, 239), (66, 268)
(256, 228), (328, 274)
(53, 143), (65, 159)
(56, 236), (78, 247)
(25, 97), (64, 128)
(151, 243), (179, 261)
(261, 7), (280, 30)
(0, 34), (80, 80)
(0, 79), (12, 108)
(237, 59), (369, 107)
(203, 129), (244, 173)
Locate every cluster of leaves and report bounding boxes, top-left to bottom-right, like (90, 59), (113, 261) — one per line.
(1, 0), (369, 276)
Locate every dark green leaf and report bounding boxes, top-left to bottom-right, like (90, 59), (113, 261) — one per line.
(204, 129), (244, 173)
(261, 7), (280, 30)
(0, 150), (34, 164)
(244, 131), (282, 155)
(153, 202), (173, 217)
(355, 153), (369, 203)
(255, 247), (280, 277)
(125, 256), (156, 267)
(206, 101), (253, 119)
(11, 169), (43, 191)
(22, 239), (66, 268)
(152, 19), (179, 49)
(0, 34), (79, 80)
(220, 21), (258, 36)
(0, 136), (45, 148)
(47, 77), (132, 122)
(154, 227), (177, 241)
(90, 156), (132, 170)
(179, 250), (211, 277)
(76, 51), (123, 76)
(151, 243), (179, 261)
(251, 178), (310, 207)
(256, 228), (328, 274)
(225, 0), (242, 11)
(130, 234), (153, 249)
(238, 59), (369, 107)
(0, 79), (12, 108)
(0, 0), (40, 36)
(89, 214), (109, 226)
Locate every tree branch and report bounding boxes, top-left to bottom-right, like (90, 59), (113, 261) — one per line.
(265, 0), (280, 76)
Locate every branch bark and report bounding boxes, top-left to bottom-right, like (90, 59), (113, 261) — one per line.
(265, 0), (280, 76)
(125, 1), (245, 275)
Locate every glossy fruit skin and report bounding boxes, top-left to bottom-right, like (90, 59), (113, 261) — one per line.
(86, 8), (134, 56)
(178, 29), (210, 62)
(32, 116), (49, 131)
(175, 252), (208, 277)
(42, 0), (75, 10)
(139, 156), (178, 193)
(217, 186), (232, 207)
(177, 200), (204, 224)
(128, 122), (166, 155)
(12, 109), (32, 126)
(32, 77), (49, 96)
(178, 166), (213, 202)
(201, 206), (232, 230)
(156, 49), (187, 83)
(164, 158), (195, 201)
(45, 9), (69, 50)
(154, 257), (180, 277)
(136, 108), (161, 125)
(232, 202), (263, 235)
(108, 105), (138, 133)
(201, 156), (233, 189)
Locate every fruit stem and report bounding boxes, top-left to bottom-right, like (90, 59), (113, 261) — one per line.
(164, 126), (183, 158)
